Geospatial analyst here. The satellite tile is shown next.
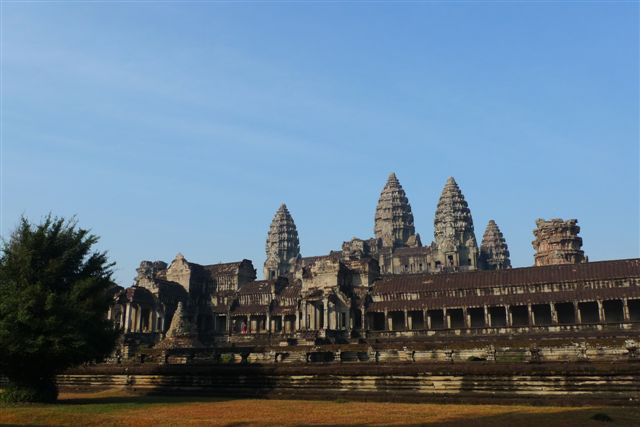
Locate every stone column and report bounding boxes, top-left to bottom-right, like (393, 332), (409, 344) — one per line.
(404, 309), (409, 330)
(623, 299), (630, 322)
(425, 309), (431, 329)
(323, 298), (329, 330)
(551, 303), (558, 325)
(266, 312), (271, 333)
(484, 306), (490, 327)
(384, 309), (389, 331)
(303, 303), (308, 330)
(151, 311), (157, 332)
(444, 308), (451, 329)
(528, 304), (534, 326)
(133, 305), (142, 332)
(361, 307), (366, 330)
(346, 309), (351, 332)
(597, 300), (605, 323)
(125, 303), (132, 332)
(574, 302), (582, 324)
(506, 306), (512, 327)
(463, 307), (470, 329)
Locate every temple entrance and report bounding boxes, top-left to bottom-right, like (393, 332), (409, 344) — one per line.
(579, 301), (599, 323)
(389, 311), (405, 331)
(603, 300), (624, 323)
(284, 315), (296, 333)
(469, 307), (485, 328)
(215, 315), (227, 333)
(427, 309), (444, 329)
(556, 302), (575, 324)
(370, 312), (385, 331)
(408, 310), (424, 330)
(489, 306), (507, 327)
(448, 308), (465, 329)
(532, 304), (552, 325)
(629, 299), (640, 321)
(510, 305), (529, 326)
(353, 309), (362, 329)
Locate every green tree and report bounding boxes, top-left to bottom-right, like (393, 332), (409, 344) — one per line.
(0, 215), (119, 402)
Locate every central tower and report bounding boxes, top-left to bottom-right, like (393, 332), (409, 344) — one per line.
(374, 173), (419, 248)
(433, 177), (478, 270)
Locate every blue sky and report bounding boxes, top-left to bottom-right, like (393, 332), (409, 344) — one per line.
(2, 2), (638, 285)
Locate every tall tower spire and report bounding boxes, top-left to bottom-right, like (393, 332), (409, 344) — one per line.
(433, 177), (478, 269)
(374, 173), (418, 248)
(479, 220), (511, 270)
(264, 203), (301, 279)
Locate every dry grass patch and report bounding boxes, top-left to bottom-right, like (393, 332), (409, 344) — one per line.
(0, 390), (639, 426)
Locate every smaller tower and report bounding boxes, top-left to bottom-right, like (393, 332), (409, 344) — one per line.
(532, 218), (585, 266)
(479, 220), (511, 270)
(264, 204), (301, 279)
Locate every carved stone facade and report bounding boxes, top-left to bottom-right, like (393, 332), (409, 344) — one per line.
(532, 218), (586, 266)
(107, 174), (640, 357)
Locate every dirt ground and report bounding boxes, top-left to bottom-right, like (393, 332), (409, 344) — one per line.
(1, 389), (639, 426)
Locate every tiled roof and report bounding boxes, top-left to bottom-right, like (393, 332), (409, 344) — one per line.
(374, 258), (640, 294)
(365, 259), (640, 312)
(203, 260), (246, 275)
(120, 286), (156, 305)
(278, 283), (301, 299)
(237, 280), (274, 295)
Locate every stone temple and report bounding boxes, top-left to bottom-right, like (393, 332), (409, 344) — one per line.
(107, 174), (640, 358)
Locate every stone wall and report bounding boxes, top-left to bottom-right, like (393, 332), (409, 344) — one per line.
(59, 362), (640, 405)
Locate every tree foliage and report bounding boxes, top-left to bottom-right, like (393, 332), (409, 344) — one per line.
(0, 215), (119, 402)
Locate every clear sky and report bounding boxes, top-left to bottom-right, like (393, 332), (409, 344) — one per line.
(2, 1), (638, 285)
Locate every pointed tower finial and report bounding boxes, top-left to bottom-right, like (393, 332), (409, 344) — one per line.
(374, 173), (417, 248)
(264, 204), (301, 279)
(479, 220), (511, 270)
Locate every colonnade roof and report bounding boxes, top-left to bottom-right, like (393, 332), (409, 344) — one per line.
(375, 258), (640, 293)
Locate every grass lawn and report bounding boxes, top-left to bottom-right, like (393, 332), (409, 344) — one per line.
(1, 389), (639, 426)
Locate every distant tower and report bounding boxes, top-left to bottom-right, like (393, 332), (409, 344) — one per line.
(532, 218), (585, 266)
(479, 220), (511, 270)
(264, 204), (301, 279)
(374, 173), (420, 248)
(433, 177), (478, 270)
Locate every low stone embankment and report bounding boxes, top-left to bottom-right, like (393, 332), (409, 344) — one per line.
(59, 361), (640, 405)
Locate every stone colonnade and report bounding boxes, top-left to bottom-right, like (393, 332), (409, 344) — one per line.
(109, 303), (164, 333)
(370, 298), (640, 332)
